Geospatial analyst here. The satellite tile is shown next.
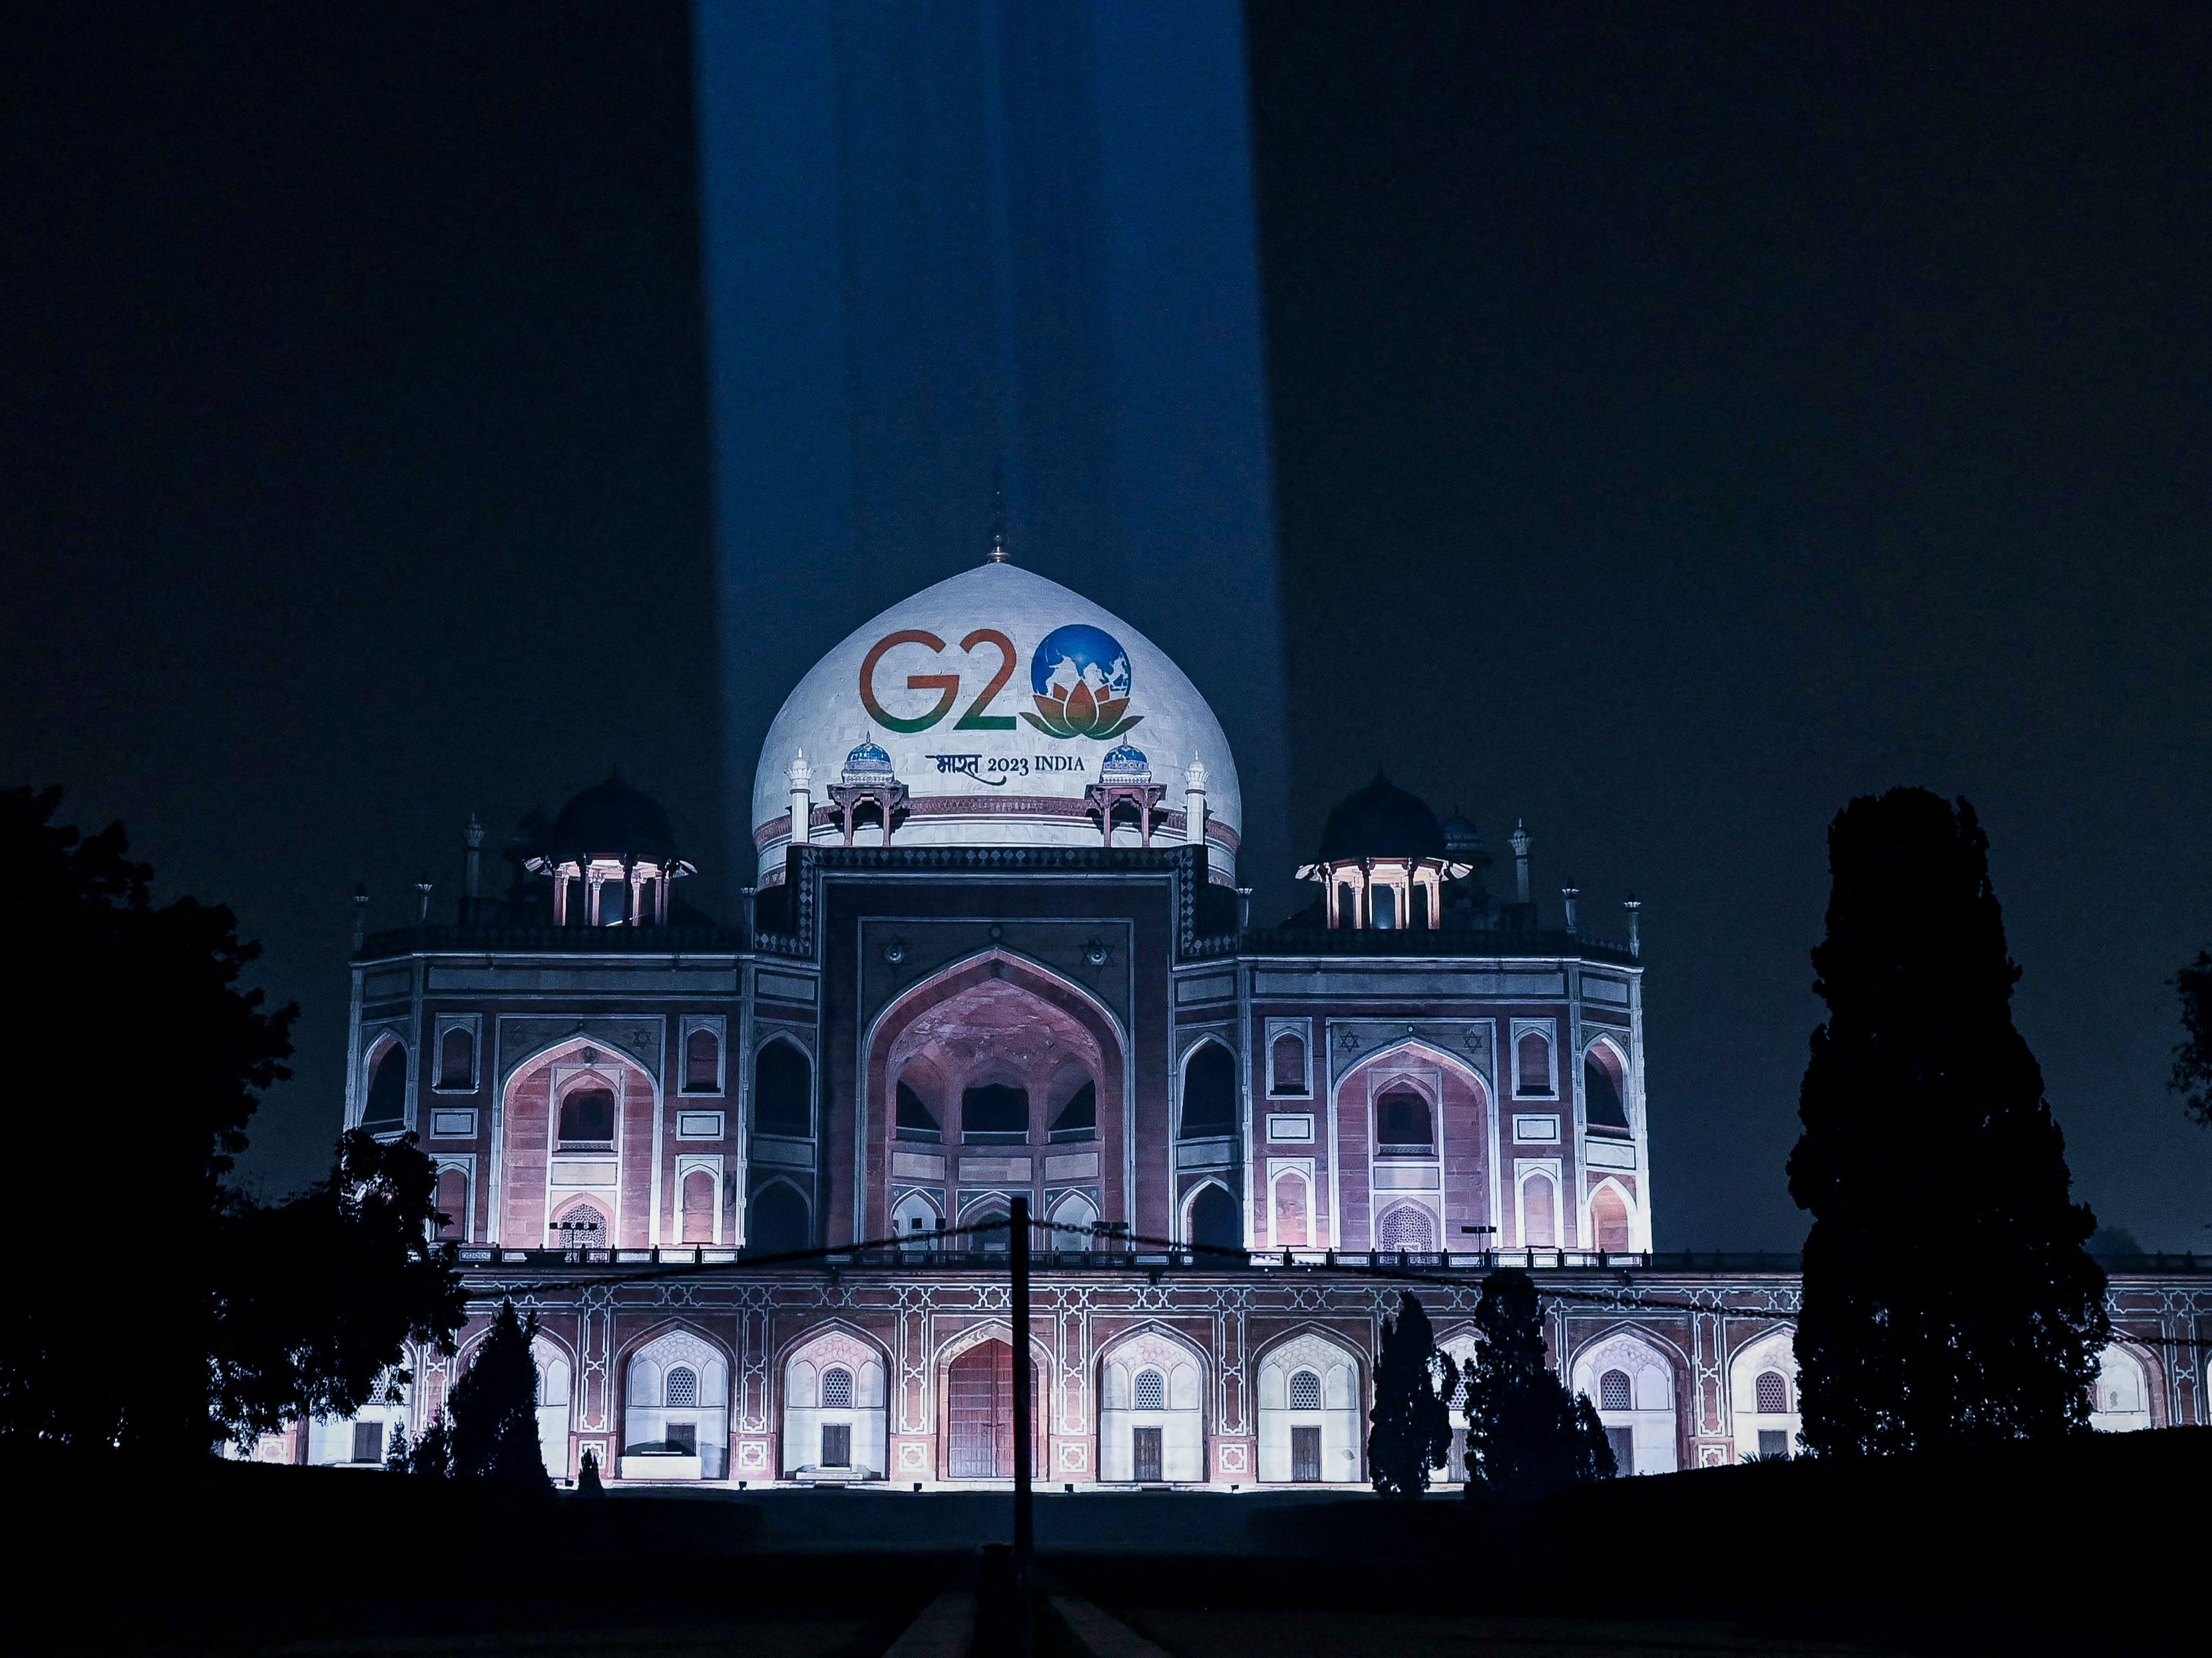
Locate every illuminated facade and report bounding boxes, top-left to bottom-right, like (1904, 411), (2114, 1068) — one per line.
(309, 557), (2211, 1484)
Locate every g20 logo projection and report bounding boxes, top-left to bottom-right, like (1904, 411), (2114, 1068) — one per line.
(858, 624), (1144, 740)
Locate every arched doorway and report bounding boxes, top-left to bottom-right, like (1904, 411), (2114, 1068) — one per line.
(943, 1338), (1041, 1480)
(749, 1182), (809, 1253)
(867, 952), (1125, 1244)
(1188, 1182), (1241, 1254)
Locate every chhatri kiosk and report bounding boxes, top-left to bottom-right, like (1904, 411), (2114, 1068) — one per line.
(324, 553), (2201, 1484)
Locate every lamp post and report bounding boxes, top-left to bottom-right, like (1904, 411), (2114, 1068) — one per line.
(1010, 1195), (1035, 1658)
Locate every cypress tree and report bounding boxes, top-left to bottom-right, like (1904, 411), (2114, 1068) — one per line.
(447, 1302), (549, 1486)
(1367, 1292), (1454, 1495)
(2169, 948), (2212, 1127)
(1460, 1270), (1614, 1498)
(407, 1414), (454, 1478)
(1789, 788), (2107, 1456)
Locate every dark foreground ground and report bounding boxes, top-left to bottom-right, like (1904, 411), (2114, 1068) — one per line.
(8, 1430), (2203, 1656)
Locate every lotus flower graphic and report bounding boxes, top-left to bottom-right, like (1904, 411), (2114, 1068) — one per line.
(1023, 624), (1143, 740)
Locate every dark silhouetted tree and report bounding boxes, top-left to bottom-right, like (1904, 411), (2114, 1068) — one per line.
(1368, 1292), (1454, 1495)
(2086, 1226), (2144, 1265)
(212, 1129), (467, 1443)
(405, 1414), (455, 1478)
(1460, 1270), (1614, 1498)
(0, 787), (295, 1459)
(447, 1302), (548, 1486)
(1789, 788), (2107, 1456)
(2171, 950), (2212, 1128)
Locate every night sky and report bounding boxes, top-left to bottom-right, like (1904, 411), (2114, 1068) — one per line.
(5, 5), (2207, 1249)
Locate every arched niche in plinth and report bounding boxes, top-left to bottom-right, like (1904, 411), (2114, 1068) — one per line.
(1725, 1326), (1800, 1462)
(1569, 1325), (1685, 1476)
(1254, 1332), (1364, 1484)
(531, 1332), (576, 1481)
(932, 1322), (1054, 1483)
(862, 948), (1128, 1245)
(780, 1324), (891, 1480)
(1096, 1325), (1208, 1484)
(2090, 1341), (2158, 1432)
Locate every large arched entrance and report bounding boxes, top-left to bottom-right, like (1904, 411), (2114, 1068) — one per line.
(866, 951), (1127, 1246)
(942, 1338), (1042, 1480)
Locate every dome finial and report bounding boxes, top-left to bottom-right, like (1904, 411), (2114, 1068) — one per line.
(987, 463), (1009, 563)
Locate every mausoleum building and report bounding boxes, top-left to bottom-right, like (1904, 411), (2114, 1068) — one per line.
(309, 556), (2210, 1484)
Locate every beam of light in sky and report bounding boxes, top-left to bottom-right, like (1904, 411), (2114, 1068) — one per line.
(694, 0), (1289, 908)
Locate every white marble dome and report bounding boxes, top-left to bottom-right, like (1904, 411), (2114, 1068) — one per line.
(753, 561), (1241, 884)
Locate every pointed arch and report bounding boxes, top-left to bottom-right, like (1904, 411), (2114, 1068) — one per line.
(779, 1322), (892, 1479)
(861, 947), (1128, 1241)
(1333, 1037), (1495, 1253)
(1180, 1178), (1243, 1256)
(1253, 1330), (1365, 1484)
(747, 1177), (811, 1254)
(752, 1034), (813, 1138)
(933, 1319), (1055, 1481)
(2090, 1340), (2159, 1432)
(618, 1321), (732, 1482)
(1725, 1326), (1799, 1460)
(360, 1031), (409, 1127)
(1178, 1039), (1238, 1139)
(1582, 1031), (1632, 1131)
(1570, 1328), (1680, 1476)
(1337, 1035), (1492, 1096)
(1584, 1176), (1638, 1254)
(497, 1029), (659, 1097)
(531, 1330), (576, 1480)
(1096, 1322), (1210, 1483)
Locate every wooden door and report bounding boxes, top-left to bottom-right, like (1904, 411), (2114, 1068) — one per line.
(945, 1340), (1040, 1479)
(1291, 1424), (1322, 1482)
(821, 1423), (851, 1468)
(1132, 1426), (1163, 1483)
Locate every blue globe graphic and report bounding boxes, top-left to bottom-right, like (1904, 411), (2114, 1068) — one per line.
(1030, 624), (1133, 699)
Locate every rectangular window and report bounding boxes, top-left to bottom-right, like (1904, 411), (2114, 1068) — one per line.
(1606, 1426), (1634, 1476)
(1757, 1429), (1790, 1460)
(352, 1422), (384, 1464)
(1291, 1425), (1323, 1483)
(1133, 1426), (1163, 1483)
(821, 1424), (851, 1468)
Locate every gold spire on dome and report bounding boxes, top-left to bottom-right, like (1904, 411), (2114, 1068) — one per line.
(987, 466), (1009, 563)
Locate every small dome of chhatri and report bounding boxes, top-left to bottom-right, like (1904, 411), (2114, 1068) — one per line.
(543, 771), (679, 866)
(1100, 742), (1151, 781)
(1313, 770), (1446, 862)
(841, 739), (895, 784)
(1441, 809), (1484, 858)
